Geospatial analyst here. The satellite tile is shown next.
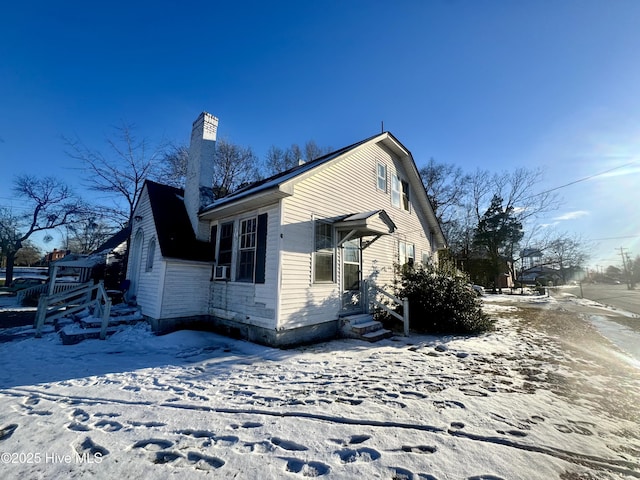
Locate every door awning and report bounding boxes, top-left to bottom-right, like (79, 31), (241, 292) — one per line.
(334, 210), (396, 247)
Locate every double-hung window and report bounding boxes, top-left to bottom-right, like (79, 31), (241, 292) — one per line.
(218, 221), (234, 279)
(237, 217), (257, 282)
(391, 174), (410, 211)
(399, 241), (415, 267)
(377, 163), (387, 191)
(314, 220), (334, 283)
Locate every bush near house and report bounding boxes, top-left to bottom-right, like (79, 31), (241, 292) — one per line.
(394, 264), (494, 334)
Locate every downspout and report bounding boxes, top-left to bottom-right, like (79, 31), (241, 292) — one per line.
(275, 201), (284, 330)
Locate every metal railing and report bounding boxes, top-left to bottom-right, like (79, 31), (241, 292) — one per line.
(34, 281), (112, 340)
(363, 280), (410, 336)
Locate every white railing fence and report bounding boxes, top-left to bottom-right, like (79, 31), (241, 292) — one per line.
(363, 280), (410, 336)
(17, 282), (85, 304)
(34, 281), (112, 340)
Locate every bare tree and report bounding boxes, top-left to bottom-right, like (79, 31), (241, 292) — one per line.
(65, 123), (166, 227)
(0, 208), (21, 270)
(63, 216), (115, 254)
(212, 138), (262, 198)
(1, 176), (84, 285)
(264, 141), (331, 176)
(541, 233), (590, 284)
(157, 144), (189, 188)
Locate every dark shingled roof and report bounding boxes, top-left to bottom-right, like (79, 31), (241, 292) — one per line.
(145, 180), (215, 262)
(93, 225), (131, 254)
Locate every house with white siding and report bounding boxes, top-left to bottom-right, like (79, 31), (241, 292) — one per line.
(126, 112), (446, 347)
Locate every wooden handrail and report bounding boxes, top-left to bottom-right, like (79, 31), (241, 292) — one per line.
(364, 280), (410, 336)
(35, 281), (112, 340)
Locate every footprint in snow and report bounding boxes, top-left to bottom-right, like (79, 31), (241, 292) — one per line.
(129, 420), (166, 428)
(390, 466), (414, 479)
(433, 400), (465, 409)
(71, 408), (90, 422)
(132, 439), (174, 450)
(67, 422), (91, 432)
(334, 447), (381, 463)
(281, 457), (330, 476)
(23, 396), (40, 406)
(458, 387), (488, 397)
(153, 451), (183, 464)
(496, 429), (528, 437)
(401, 445), (437, 454)
(94, 419), (123, 432)
(553, 422), (594, 436)
(186, 451), (225, 470)
(75, 436), (109, 457)
(271, 437), (308, 451)
(0, 424), (18, 441)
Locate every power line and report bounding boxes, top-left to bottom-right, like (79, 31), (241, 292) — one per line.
(526, 161), (638, 199)
(588, 234), (640, 241)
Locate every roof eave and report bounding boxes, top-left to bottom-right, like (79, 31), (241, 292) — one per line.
(199, 186), (292, 220)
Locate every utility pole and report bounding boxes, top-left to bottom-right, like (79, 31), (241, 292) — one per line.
(618, 247), (632, 290)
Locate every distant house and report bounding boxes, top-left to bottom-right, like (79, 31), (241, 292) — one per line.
(126, 112), (446, 346)
(44, 248), (67, 265)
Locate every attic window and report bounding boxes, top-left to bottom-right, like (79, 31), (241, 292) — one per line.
(377, 163), (387, 192)
(391, 175), (410, 211)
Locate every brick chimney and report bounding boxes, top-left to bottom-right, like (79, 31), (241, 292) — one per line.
(185, 112), (218, 240)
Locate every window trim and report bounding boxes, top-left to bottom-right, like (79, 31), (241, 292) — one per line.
(313, 219), (335, 284)
(377, 162), (387, 192)
(237, 216), (258, 283)
(391, 174), (401, 208)
(145, 237), (156, 272)
(398, 240), (415, 267)
(217, 221), (234, 280)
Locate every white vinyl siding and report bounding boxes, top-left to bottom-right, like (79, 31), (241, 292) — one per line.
(127, 189), (164, 319)
(160, 261), (211, 318)
(279, 141), (434, 328)
(207, 204), (280, 329)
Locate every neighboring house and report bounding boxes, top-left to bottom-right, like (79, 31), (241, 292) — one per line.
(126, 112), (446, 347)
(44, 248), (67, 265)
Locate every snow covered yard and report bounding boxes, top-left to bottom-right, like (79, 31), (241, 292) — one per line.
(0, 295), (639, 479)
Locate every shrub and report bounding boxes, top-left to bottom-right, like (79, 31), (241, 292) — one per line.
(394, 264), (494, 334)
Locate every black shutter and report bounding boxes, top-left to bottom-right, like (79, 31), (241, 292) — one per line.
(210, 225), (218, 261)
(255, 213), (268, 284)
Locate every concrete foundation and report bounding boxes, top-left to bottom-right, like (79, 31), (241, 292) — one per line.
(146, 314), (339, 348)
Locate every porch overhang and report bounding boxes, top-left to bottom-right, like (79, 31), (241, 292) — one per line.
(334, 210), (396, 247)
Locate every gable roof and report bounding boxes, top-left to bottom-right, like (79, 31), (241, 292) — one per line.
(200, 131), (447, 249)
(202, 133), (381, 211)
(145, 180), (215, 262)
(93, 225), (131, 255)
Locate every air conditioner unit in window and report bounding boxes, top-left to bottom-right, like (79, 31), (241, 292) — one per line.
(213, 265), (229, 280)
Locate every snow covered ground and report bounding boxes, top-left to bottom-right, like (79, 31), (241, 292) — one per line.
(0, 294), (639, 479)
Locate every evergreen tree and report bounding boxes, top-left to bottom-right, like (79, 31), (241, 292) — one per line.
(473, 195), (523, 291)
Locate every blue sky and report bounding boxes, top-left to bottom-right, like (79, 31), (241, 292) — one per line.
(2, 0), (639, 269)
